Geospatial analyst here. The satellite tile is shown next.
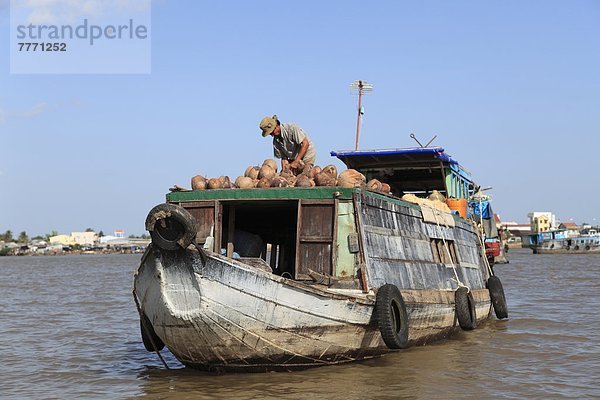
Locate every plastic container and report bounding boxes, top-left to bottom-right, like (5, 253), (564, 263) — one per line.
(446, 198), (467, 219)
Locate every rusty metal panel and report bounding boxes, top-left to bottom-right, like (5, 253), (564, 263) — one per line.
(359, 192), (487, 291)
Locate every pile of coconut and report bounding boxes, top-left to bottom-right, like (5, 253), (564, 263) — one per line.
(190, 159), (392, 195)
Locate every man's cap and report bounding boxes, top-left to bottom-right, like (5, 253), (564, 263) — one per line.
(259, 115), (278, 137)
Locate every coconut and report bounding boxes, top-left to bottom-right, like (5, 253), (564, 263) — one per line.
(262, 159), (278, 172)
(244, 165), (258, 177)
(286, 175), (297, 187)
(321, 165), (338, 178)
(280, 167), (294, 179)
(245, 166), (260, 180)
(235, 176), (254, 189)
(207, 178), (221, 189)
(191, 175), (207, 190)
(299, 163), (312, 177)
(367, 179), (383, 192)
(315, 171), (337, 187)
(218, 176), (232, 188)
(337, 169), (366, 188)
(256, 177), (272, 188)
(258, 165), (276, 180)
(295, 174), (312, 187)
(290, 159), (305, 173)
(308, 165), (321, 179)
(271, 176), (288, 188)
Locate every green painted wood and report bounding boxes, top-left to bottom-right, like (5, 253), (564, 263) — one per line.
(167, 187), (358, 202)
(336, 201), (357, 278)
(166, 187), (431, 215)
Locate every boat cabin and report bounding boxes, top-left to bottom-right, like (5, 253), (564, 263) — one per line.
(331, 146), (476, 199)
(167, 187), (365, 285)
(166, 147), (480, 288)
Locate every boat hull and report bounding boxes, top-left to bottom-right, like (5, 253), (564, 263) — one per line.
(533, 247), (600, 254)
(532, 239), (600, 254)
(134, 246), (491, 371)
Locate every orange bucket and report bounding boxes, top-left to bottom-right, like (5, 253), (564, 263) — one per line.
(446, 198), (467, 219)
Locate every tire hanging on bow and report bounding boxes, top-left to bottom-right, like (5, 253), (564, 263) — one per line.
(375, 284), (409, 349)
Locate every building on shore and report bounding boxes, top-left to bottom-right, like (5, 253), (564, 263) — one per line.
(49, 232), (98, 246)
(500, 221), (532, 248)
(558, 222), (580, 238)
(49, 234), (76, 246)
(71, 232), (98, 246)
(528, 212), (557, 233)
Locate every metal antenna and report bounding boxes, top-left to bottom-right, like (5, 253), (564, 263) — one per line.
(410, 133), (423, 147)
(351, 80), (373, 150)
(424, 135), (438, 147)
(410, 133), (438, 148)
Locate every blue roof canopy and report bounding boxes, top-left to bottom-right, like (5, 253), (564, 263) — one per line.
(331, 146), (458, 170)
(330, 146), (476, 198)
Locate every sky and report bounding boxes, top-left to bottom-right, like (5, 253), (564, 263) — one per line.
(1, 0), (599, 237)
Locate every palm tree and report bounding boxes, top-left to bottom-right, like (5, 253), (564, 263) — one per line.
(2, 230), (14, 242)
(18, 231), (29, 244)
(45, 230), (59, 241)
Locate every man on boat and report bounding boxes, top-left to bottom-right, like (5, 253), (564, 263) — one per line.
(259, 114), (316, 172)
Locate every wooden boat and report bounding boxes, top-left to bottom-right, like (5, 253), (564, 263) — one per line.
(133, 146), (508, 372)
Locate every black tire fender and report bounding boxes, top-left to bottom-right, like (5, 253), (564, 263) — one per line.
(455, 287), (477, 330)
(487, 276), (508, 319)
(145, 203), (197, 251)
(140, 312), (165, 352)
(375, 284), (409, 349)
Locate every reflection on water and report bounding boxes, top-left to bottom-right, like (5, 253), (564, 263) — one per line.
(0, 250), (598, 399)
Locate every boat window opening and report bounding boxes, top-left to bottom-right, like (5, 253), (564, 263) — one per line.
(430, 238), (458, 264)
(219, 201), (298, 278)
(361, 167), (448, 199)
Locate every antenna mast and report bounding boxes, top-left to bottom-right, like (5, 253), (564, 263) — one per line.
(351, 80), (373, 150)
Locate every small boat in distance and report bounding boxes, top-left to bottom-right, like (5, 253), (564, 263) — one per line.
(133, 144), (509, 372)
(527, 228), (600, 254)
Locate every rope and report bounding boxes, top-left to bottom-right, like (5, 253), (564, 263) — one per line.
(132, 248), (171, 370)
(474, 220), (495, 278)
(472, 195), (495, 278)
(193, 242), (208, 266)
(425, 203), (469, 292)
(132, 290), (171, 370)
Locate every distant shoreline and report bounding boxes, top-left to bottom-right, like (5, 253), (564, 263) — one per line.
(0, 249), (145, 257)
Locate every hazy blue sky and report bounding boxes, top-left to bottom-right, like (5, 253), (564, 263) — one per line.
(1, 0), (599, 236)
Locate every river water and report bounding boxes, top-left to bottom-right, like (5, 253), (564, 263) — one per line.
(0, 249), (598, 399)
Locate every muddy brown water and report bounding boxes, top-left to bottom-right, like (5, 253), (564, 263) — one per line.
(1, 249), (598, 399)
